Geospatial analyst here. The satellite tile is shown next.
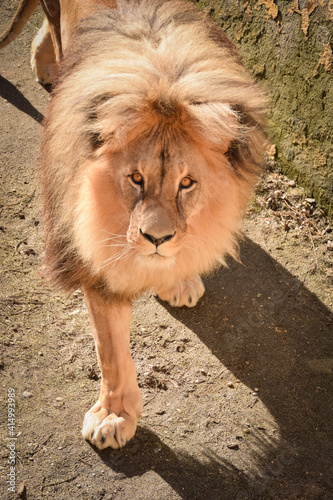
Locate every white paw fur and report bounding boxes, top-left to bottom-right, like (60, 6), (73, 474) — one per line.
(82, 401), (138, 450)
(157, 274), (205, 308)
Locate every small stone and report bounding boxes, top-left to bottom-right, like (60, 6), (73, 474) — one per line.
(227, 382), (234, 388)
(305, 198), (316, 204)
(200, 369), (207, 376)
(327, 241), (333, 251)
(227, 443), (239, 450)
(288, 180), (296, 187)
(55, 397), (62, 401)
(87, 366), (99, 380)
(23, 391), (33, 398)
(17, 482), (26, 497)
(68, 308), (80, 315)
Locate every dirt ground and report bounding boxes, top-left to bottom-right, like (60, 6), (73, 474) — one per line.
(1, 4), (332, 500)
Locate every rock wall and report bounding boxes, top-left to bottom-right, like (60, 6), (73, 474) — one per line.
(196, 0), (333, 217)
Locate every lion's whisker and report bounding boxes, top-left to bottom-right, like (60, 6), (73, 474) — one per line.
(186, 234), (208, 244)
(97, 242), (129, 249)
(100, 230), (127, 238)
(97, 246), (135, 272)
(105, 249), (136, 272)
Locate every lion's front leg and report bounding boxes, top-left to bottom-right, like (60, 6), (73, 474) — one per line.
(81, 288), (142, 449)
(156, 274), (205, 308)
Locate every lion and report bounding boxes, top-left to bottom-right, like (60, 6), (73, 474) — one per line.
(1, 0), (266, 449)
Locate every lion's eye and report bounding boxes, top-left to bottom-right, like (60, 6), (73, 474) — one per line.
(180, 177), (195, 189)
(131, 172), (144, 185)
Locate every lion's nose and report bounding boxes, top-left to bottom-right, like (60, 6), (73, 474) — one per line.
(140, 229), (175, 247)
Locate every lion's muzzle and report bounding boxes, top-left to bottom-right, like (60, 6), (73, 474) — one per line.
(140, 228), (176, 248)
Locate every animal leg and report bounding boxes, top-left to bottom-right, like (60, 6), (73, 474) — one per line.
(30, 17), (58, 85)
(81, 287), (142, 449)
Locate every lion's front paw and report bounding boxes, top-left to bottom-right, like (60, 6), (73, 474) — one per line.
(82, 401), (138, 449)
(157, 274), (205, 308)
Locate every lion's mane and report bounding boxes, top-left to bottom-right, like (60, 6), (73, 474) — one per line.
(40, 0), (266, 298)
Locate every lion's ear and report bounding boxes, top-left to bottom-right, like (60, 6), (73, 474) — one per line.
(225, 106), (267, 175)
(86, 94), (115, 150)
(187, 102), (239, 153)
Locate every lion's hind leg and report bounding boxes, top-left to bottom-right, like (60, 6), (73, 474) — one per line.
(31, 18), (58, 85)
(157, 274), (205, 308)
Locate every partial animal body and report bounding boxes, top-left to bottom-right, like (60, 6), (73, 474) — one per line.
(1, 0), (266, 449)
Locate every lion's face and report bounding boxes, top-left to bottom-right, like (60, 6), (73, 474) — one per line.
(116, 134), (205, 260)
(74, 127), (239, 295)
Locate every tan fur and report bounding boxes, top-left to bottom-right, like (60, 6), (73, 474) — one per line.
(0, 0), (39, 49)
(30, 18), (57, 84)
(3, 0), (267, 449)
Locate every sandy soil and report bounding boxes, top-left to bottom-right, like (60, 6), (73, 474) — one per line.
(0, 4), (332, 499)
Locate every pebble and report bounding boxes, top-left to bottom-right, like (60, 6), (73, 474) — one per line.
(227, 443), (239, 450)
(68, 309), (80, 315)
(17, 482), (26, 497)
(23, 391), (33, 398)
(227, 382), (234, 388)
(288, 180), (296, 187)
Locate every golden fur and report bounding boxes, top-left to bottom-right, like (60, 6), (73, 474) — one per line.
(2, 0), (266, 449)
(41, 0), (266, 297)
